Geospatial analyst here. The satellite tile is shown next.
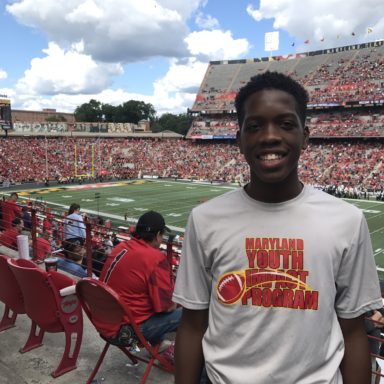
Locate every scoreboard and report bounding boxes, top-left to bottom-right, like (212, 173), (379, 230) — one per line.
(0, 97), (12, 130)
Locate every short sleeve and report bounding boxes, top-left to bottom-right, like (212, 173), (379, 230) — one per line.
(173, 211), (212, 309)
(335, 213), (382, 318)
(149, 255), (173, 313)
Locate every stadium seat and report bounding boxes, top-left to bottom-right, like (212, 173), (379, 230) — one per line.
(76, 278), (174, 384)
(7, 258), (83, 378)
(0, 254), (25, 331)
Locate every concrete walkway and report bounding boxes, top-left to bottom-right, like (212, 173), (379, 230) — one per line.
(0, 301), (175, 384)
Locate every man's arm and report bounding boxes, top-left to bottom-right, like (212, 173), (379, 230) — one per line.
(175, 308), (208, 384)
(339, 315), (371, 384)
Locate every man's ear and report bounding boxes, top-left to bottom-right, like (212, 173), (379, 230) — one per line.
(302, 126), (310, 150)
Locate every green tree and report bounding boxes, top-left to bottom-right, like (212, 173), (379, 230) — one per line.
(101, 103), (117, 122)
(152, 113), (192, 136)
(74, 99), (103, 122)
(116, 100), (156, 124)
(75, 99), (156, 124)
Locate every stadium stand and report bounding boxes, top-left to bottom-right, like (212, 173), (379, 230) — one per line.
(0, 39), (384, 383)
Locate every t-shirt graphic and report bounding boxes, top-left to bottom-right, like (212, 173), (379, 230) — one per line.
(216, 236), (319, 310)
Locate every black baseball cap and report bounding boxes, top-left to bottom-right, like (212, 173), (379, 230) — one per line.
(135, 211), (170, 234)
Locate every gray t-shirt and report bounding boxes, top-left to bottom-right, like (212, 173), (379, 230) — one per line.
(173, 186), (382, 384)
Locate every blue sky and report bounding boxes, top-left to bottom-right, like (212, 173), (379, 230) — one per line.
(0, 0), (383, 115)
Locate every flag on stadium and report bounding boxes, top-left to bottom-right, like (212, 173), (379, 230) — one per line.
(367, 27), (373, 33)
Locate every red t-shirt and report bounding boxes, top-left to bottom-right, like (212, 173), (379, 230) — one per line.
(43, 218), (52, 233)
(2, 201), (21, 229)
(100, 238), (173, 337)
(35, 237), (52, 261)
(0, 228), (19, 249)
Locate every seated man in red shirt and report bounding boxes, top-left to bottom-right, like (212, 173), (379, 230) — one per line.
(2, 192), (21, 230)
(0, 217), (23, 250)
(100, 211), (181, 351)
(34, 231), (52, 263)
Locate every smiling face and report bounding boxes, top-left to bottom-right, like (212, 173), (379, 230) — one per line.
(237, 89), (309, 202)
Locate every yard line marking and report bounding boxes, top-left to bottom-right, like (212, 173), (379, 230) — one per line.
(107, 197), (135, 203)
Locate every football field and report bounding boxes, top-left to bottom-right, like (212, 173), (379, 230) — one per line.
(5, 179), (384, 277)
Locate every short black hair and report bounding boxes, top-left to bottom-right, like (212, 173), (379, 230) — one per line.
(64, 241), (84, 262)
(68, 203), (80, 215)
(235, 71), (309, 128)
(133, 229), (165, 243)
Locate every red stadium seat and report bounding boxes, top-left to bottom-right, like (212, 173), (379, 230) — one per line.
(7, 258), (83, 378)
(0, 254), (25, 331)
(76, 278), (174, 384)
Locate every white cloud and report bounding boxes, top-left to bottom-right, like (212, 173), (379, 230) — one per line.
(195, 12), (219, 30)
(247, 0), (384, 49)
(4, 0), (251, 116)
(15, 42), (123, 95)
(0, 69), (7, 80)
(185, 30), (250, 60)
(6, 0), (207, 62)
(152, 58), (207, 114)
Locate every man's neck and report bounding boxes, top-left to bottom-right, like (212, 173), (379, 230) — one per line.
(245, 180), (304, 203)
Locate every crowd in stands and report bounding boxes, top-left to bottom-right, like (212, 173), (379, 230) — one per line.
(0, 137), (383, 192)
(308, 110), (384, 137)
(192, 46), (384, 111)
(187, 110), (384, 138)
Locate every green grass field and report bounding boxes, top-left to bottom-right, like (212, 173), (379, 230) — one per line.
(4, 179), (384, 276)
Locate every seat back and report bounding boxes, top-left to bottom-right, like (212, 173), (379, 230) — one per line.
(0, 255), (25, 314)
(76, 278), (126, 331)
(77, 278), (174, 383)
(76, 278), (144, 342)
(7, 258), (74, 332)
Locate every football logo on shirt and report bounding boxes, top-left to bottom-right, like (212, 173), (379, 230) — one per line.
(216, 237), (319, 310)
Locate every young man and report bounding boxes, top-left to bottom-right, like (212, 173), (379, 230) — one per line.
(173, 71), (382, 384)
(100, 211), (181, 350)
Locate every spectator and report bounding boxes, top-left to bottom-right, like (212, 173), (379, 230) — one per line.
(100, 211), (181, 352)
(2, 192), (21, 230)
(0, 217), (23, 250)
(43, 209), (53, 233)
(63, 203), (86, 246)
(21, 206), (32, 231)
(365, 309), (384, 384)
(58, 241), (87, 278)
(34, 231), (52, 263)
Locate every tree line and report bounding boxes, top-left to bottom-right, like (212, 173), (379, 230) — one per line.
(74, 99), (192, 136)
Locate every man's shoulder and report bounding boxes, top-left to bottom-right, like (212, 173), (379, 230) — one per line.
(193, 188), (242, 214)
(305, 186), (363, 216)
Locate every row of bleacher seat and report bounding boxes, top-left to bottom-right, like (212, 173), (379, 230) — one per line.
(0, 254), (175, 382)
